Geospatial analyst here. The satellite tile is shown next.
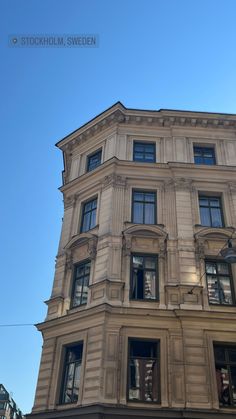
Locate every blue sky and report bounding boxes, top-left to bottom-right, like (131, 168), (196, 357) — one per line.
(1, 0), (236, 414)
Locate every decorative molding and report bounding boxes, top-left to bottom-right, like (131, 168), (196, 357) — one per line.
(228, 182), (236, 193)
(164, 178), (193, 191)
(65, 249), (73, 270)
(122, 224), (167, 257)
(102, 173), (127, 189)
(194, 226), (235, 240)
(60, 107), (236, 153)
(122, 235), (132, 257)
(87, 236), (98, 259)
(195, 239), (206, 261)
(63, 194), (78, 209)
(64, 232), (98, 252)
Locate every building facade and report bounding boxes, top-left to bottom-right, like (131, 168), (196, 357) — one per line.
(28, 103), (236, 419)
(0, 384), (24, 419)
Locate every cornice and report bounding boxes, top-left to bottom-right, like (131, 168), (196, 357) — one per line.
(56, 103), (236, 152)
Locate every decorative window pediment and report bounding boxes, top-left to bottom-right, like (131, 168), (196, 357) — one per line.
(123, 224), (167, 257)
(64, 233), (98, 267)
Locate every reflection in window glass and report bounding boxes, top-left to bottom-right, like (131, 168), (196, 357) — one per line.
(61, 344), (83, 404)
(206, 261), (234, 305)
(214, 346), (236, 407)
(72, 261), (91, 307)
(131, 255), (157, 300)
(128, 340), (160, 403)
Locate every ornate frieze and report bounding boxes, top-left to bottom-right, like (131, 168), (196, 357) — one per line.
(164, 178), (193, 191)
(59, 105), (236, 153)
(102, 173), (127, 189)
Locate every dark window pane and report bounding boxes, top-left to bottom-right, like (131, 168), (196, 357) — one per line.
(72, 262), (90, 307)
(87, 150), (102, 172)
(199, 196), (223, 228)
(61, 344), (83, 404)
(144, 193), (155, 202)
(204, 157), (214, 165)
(81, 199), (97, 232)
(194, 156), (203, 164)
(200, 207), (211, 226)
(134, 192), (144, 201)
(130, 340), (157, 358)
(81, 213), (90, 232)
(228, 350), (236, 363)
(90, 209), (96, 229)
(199, 197), (209, 206)
(144, 203), (155, 224)
(132, 269), (144, 300)
(84, 201), (92, 212)
(134, 142), (155, 162)
(132, 191), (156, 225)
(214, 346), (226, 362)
(211, 208), (223, 227)
(194, 146), (215, 165)
(133, 202), (144, 223)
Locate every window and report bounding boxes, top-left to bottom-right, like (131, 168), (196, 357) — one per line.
(71, 261), (90, 308)
(81, 198), (97, 232)
(214, 345), (236, 407)
(60, 343), (83, 404)
(132, 191), (156, 224)
(130, 254), (158, 300)
(128, 339), (160, 403)
(87, 149), (102, 172)
(206, 261), (234, 305)
(199, 196), (224, 227)
(194, 146), (216, 165)
(133, 142), (156, 163)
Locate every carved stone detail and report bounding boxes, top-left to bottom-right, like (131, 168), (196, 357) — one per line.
(174, 178), (193, 191)
(228, 182), (236, 193)
(159, 238), (167, 259)
(65, 249), (73, 270)
(63, 194), (78, 209)
(102, 174), (127, 189)
(87, 237), (98, 259)
(164, 178), (192, 191)
(195, 240), (205, 262)
(122, 235), (132, 257)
